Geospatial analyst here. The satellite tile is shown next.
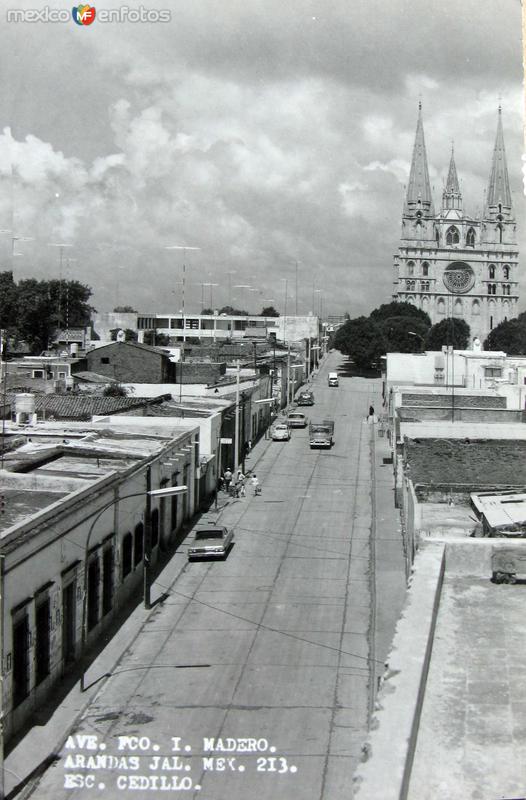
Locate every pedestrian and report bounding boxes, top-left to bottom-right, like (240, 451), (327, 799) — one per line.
(250, 473), (261, 496)
(369, 405), (375, 417)
(223, 467), (233, 493)
(236, 469), (246, 498)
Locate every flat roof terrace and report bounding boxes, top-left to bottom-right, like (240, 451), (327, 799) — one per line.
(0, 487), (70, 531)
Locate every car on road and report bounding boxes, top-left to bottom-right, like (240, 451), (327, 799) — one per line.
(328, 372), (339, 387)
(188, 526), (234, 560)
(272, 423), (291, 441)
(297, 390), (315, 406)
(287, 411), (308, 428)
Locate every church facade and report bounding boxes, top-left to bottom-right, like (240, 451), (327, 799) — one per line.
(393, 105), (519, 344)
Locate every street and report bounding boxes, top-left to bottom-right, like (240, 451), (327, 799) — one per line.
(29, 352), (403, 800)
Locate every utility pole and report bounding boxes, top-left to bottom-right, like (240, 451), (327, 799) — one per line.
(287, 346), (291, 407)
(234, 360), (240, 472)
(143, 466), (152, 609)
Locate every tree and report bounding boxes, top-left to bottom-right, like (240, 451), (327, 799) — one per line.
(260, 306), (279, 317)
(143, 331), (169, 346)
(113, 305), (137, 313)
(110, 328), (137, 342)
(370, 301), (431, 327)
(379, 316), (430, 353)
(6, 277), (95, 354)
(333, 316), (386, 369)
(201, 308), (214, 315)
(426, 318), (471, 350)
(218, 305), (248, 316)
(103, 383), (129, 397)
(484, 316), (526, 354)
(0, 271), (18, 333)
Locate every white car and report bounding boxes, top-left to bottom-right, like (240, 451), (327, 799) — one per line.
(272, 423), (291, 441)
(188, 527), (234, 560)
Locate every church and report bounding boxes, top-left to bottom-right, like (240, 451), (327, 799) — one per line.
(393, 105), (519, 344)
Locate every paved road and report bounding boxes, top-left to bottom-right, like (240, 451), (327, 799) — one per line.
(30, 353), (392, 800)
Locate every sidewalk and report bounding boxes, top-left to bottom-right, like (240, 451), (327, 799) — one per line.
(5, 431), (276, 799)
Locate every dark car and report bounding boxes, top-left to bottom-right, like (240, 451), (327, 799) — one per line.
(297, 390), (315, 406)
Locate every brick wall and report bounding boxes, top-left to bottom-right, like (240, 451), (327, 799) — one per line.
(402, 393), (506, 409)
(86, 343), (174, 383)
(398, 407), (522, 423)
(406, 438), (526, 487)
(174, 362), (226, 384)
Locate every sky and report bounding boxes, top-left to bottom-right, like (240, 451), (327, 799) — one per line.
(0, 0), (524, 318)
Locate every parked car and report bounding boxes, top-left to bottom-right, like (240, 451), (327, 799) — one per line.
(188, 527), (234, 560)
(272, 423), (290, 441)
(287, 411), (308, 428)
(297, 390), (315, 406)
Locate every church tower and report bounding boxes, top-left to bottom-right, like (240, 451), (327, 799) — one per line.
(393, 106), (519, 344)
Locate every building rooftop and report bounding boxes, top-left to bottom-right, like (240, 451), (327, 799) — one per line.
(471, 491), (526, 531)
(4, 393), (168, 420)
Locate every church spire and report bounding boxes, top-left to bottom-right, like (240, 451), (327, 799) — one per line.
(442, 144), (462, 211)
(405, 102), (434, 217)
(485, 106), (513, 219)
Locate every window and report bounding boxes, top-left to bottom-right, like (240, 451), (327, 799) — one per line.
(466, 228), (475, 247)
(422, 262), (429, 276)
(122, 533), (133, 578)
(102, 546), (114, 617)
(437, 298), (445, 315)
(134, 523), (144, 566)
(435, 228), (440, 245)
(485, 367), (502, 378)
(405, 280), (415, 290)
(32, 370), (44, 378)
(421, 281), (430, 292)
(87, 556), (100, 632)
(12, 612), (30, 706)
(472, 300), (480, 316)
(434, 368), (445, 384)
(170, 319), (184, 329)
(407, 261), (415, 276)
(101, 357), (110, 365)
(446, 226), (460, 245)
(497, 224), (503, 243)
(35, 597), (51, 684)
(487, 284), (496, 295)
(488, 265), (495, 279)
(503, 266), (510, 280)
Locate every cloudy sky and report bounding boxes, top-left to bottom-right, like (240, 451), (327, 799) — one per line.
(0, 0), (524, 318)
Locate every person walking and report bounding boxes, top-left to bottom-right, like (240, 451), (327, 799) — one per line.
(236, 469), (246, 498)
(223, 467), (233, 493)
(250, 473), (261, 496)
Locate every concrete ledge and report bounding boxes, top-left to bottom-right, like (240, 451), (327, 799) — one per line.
(352, 542), (445, 799)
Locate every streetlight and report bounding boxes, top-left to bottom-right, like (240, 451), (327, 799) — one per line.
(80, 478), (188, 691)
(408, 331), (426, 352)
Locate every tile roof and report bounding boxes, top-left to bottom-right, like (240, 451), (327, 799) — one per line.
(4, 393), (167, 420)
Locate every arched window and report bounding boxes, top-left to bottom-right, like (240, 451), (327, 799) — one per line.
(497, 224), (503, 243)
(503, 265), (510, 280)
(453, 299), (463, 317)
(151, 509), (159, 549)
(488, 264), (495, 279)
(437, 298), (446, 315)
(406, 279), (415, 290)
(487, 283), (496, 296)
(122, 532), (133, 578)
(422, 262), (429, 276)
(435, 228), (440, 246)
(466, 228), (475, 247)
(472, 300), (480, 316)
(421, 281), (430, 292)
(446, 226), (460, 245)
(134, 522), (144, 566)
(407, 261), (415, 277)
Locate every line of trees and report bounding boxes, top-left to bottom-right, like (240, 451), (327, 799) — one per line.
(333, 301), (470, 369)
(0, 270), (95, 354)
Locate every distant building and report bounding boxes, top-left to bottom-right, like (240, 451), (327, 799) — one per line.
(136, 312), (319, 345)
(393, 105), (519, 342)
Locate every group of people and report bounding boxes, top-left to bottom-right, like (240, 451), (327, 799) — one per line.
(221, 467), (260, 497)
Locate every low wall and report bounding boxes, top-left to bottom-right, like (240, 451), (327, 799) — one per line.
(353, 543), (446, 799)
